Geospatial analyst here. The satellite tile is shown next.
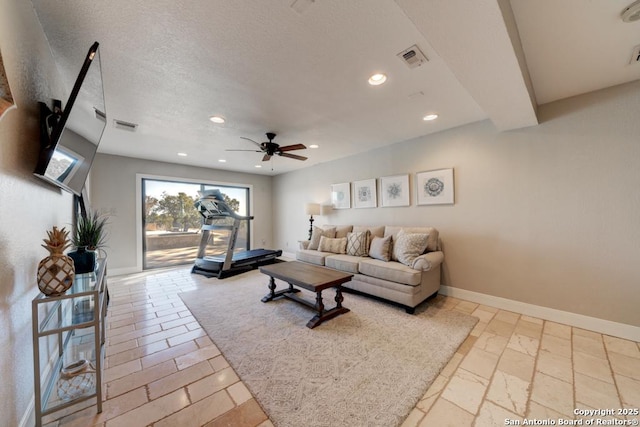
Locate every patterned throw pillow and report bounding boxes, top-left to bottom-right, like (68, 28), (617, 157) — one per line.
(346, 231), (370, 257)
(308, 226), (336, 250)
(318, 236), (347, 254)
(369, 235), (392, 262)
(392, 230), (429, 267)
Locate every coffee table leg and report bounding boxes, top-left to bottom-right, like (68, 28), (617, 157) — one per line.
(261, 276), (277, 302)
(315, 291), (324, 315)
(335, 287), (344, 309)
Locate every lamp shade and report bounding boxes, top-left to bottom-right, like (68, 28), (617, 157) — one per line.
(305, 203), (321, 216)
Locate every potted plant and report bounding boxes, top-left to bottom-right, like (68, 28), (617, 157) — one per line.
(68, 210), (109, 273)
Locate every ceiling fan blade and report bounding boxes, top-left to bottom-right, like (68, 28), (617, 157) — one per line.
(225, 149), (263, 152)
(278, 144), (307, 152)
(279, 152), (307, 161)
(240, 137), (265, 150)
(262, 154), (272, 161)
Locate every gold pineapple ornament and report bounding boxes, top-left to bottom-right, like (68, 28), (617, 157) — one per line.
(37, 226), (75, 296)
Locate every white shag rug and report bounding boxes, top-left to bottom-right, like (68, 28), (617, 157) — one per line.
(180, 269), (477, 427)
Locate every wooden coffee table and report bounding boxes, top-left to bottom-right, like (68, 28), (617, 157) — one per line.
(259, 261), (353, 329)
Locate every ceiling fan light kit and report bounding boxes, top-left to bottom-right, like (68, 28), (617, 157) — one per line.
(227, 132), (308, 162)
(622, 0), (640, 22)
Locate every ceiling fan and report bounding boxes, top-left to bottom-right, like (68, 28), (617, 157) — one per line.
(227, 132), (308, 161)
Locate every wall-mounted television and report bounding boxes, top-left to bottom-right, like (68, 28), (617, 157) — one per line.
(34, 41), (106, 196)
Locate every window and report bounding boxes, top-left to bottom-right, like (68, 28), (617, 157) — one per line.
(141, 178), (250, 270)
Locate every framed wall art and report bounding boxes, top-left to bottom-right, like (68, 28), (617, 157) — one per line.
(330, 182), (351, 209)
(353, 178), (377, 208)
(380, 174), (410, 207)
(416, 168), (454, 205)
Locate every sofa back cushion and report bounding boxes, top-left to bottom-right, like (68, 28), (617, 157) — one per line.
(369, 235), (392, 262)
(384, 226), (439, 252)
(309, 226), (336, 250)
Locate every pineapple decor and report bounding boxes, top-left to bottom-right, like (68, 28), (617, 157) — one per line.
(37, 226), (75, 296)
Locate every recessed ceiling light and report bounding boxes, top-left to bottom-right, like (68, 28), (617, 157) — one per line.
(177, 152), (187, 157)
(309, 144), (319, 149)
(218, 159), (227, 163)
(368, 73), (387, 86)
(209, 116), (225, 124)
(423, 114), (439, 121)
(254, 164), (262, 168)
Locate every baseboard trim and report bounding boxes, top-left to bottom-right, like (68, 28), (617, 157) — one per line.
(440, 285), (640, 342)
(110, 266), (140, 277)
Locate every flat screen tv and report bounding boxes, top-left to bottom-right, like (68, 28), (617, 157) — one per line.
(34, 41), (106, 196)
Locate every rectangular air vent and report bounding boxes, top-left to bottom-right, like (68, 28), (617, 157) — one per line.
(113, 119), (138, 131)
(397, 45), (428, 69)
(631, 44), (640, 64)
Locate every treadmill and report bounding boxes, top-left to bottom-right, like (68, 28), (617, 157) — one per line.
(191, 189), (282, 278)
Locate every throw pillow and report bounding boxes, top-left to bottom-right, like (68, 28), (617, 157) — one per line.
(392, 230), (429, 267)
(308, 226), (336, 250)
(346, 231), (370, 257)
(318, 236), (347, 254)
(369, 235), (392, 262)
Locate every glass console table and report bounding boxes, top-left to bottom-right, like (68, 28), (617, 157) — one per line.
(32, 257), (108, 427)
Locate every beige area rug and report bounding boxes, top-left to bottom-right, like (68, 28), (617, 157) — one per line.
(179, 269), (478, 427)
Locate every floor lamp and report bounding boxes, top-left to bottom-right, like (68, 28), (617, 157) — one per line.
(305, 203), (321, 240)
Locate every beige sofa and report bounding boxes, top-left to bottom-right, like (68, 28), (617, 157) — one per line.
(296, 225), (444, 313)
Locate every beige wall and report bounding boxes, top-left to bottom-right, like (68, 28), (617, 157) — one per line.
(273, 80), (640, 328)
(0, 0), (75, 424)
(90, 153), (274, 272)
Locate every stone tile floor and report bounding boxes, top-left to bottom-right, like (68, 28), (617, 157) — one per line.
(45, 266), (640, 426)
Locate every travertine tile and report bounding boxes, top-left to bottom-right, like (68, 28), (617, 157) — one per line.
(494, 310), (520, 325)
(470, 321), (488, 337)
(573, 334), (607, 359)
(573, 327), (601, 341)
(459, 347), (499, 379)
(514, 319), (543, 339)
(175, 344), (222, 370)
(106, 360), (177, 399)
(227, 381), (253, 405)
(416, 375), (448, 413)
(148, 360), (214, 400)
(187, 367), (240, 403)
(140, 341), (199, 369)
(475, 400), (522, 427)
(473, 331), (509, 355)
(204, 399), (268, 427)
(573, 351), (614, 383)
(506, 333), (539, 357)
(477, 305), (498, 314)
(471, 308), (495, 323)
(106, 339), (169, 368)
(574, 372), (621, 409)
(419, 398), (474, 427)
(497, 348), (535, 382)
(154, 389), (235, 427)
(400, 408), (425, 427)
(540, 334), (572, 358)
(104, 388), (190, 427)
(614, 374), (640, 407)
(440, 352), (464, 378)
(457, 335), (478, 356)
(455, 300), (479, 314)
(604, 335), (640, 359)
(520, 315), (543, 325)
(608, 352), (640, 381)
(208, 355), (231, 372)
(485, 318), (516, 337)
(441, 369), (489, 415)
(527, 401), (571, 420)
(107, 324), (162, 346)
(536, 351), (573, 383)
(530, 372), (574, 416)
(103, 359), (142, 383)
(544, 322), (571, 339)
(486, 370), (530, 415)
(136, 325), (189, 347)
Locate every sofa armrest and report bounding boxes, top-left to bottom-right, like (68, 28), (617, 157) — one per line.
(299, 240), (311, 250)
(411, 251), (444, 271)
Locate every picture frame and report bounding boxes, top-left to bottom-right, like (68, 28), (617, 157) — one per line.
(330, 182), (351, 209)
(416, 168), (454, 205)
(353, 178), (377, 208)
(380, 174), (410, 207)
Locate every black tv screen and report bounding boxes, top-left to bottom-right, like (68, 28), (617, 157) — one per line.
(34, 42), (106, 196)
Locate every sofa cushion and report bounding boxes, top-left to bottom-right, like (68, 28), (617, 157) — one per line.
(296, 249), (331, 266)
(325, 254), (367, 274)
(308, 226), (336, 250)
(333, 225), (354, 238)
(385, 226), (439, 252)
(353, 225), (385, 238)
(392, 230), (429, 266)
(318, 236), (347, 254)
(358, 259), (422, 286)
(346, 231), (370, 256)
(369, 235), (392, 262)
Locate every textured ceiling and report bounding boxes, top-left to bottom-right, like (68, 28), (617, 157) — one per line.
(31, 0), (640, 175)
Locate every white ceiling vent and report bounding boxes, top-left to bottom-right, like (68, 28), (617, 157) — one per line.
(113, 119), (138, 131)
(397, 45), (428, 69)
(631, 45), (640, 64)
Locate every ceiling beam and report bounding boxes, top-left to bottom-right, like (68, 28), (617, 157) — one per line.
(395, 0), (539, 131)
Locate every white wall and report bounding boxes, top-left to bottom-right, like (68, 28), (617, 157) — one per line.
(0, 0), (75, 425)
(90, 153), (274, 273)
(273, 80), (640, 328)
